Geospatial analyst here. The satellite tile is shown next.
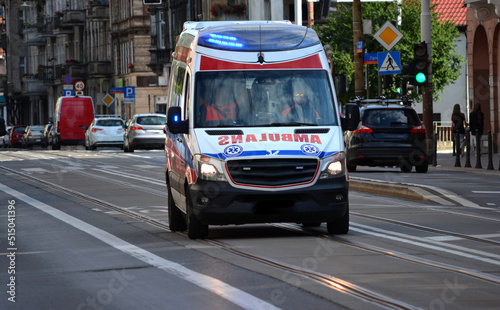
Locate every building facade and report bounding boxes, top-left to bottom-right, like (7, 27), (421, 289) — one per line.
(465, 0), (500, 151)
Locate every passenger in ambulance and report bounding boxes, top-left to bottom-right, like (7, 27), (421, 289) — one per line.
(282, 79), (320, 123)
(199, 79), (238, 124)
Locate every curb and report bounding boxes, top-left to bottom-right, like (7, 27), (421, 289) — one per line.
(350, 180), (429, 201)
(349, 178), (454, 205)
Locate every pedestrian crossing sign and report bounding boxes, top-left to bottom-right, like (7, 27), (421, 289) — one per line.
(377, 51), (401, 75)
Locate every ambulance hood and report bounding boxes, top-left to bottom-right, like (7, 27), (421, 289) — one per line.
(194, 127), (343, 160)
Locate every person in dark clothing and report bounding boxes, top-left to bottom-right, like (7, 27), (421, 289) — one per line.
(451, 103), (466, 156)
(469, 102), (484, 152)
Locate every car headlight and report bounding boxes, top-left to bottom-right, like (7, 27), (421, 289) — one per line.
(319, 151), (345, 179)
(194, 154), (227, 181)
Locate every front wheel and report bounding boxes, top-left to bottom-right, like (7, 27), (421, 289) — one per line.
(167, 181), (186, 232)
(186, 187), (208, 239)
(326, 205), (349, 234)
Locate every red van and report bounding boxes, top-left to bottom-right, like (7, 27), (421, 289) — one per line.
(52, 96), (95, 150)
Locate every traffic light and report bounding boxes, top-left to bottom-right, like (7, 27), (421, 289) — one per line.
(411, 42), (429, 85)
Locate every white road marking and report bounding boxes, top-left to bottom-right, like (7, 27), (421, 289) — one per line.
(21, 168), (52, 173)
(0, 183), (282, 310)
(472, 191), (500, 194)
(426, 233), (500, 242)
(351, 223), (500, 266)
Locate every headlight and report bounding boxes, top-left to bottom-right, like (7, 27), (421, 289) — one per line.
(319, 152), (345, 179)
(194, 154), (227, 181)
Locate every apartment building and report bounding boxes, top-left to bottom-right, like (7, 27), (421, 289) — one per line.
(1, 0), (168, 125)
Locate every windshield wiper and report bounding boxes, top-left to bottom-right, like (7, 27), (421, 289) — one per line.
(267, 122), (319, 127)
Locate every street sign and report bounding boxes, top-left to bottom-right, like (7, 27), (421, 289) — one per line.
(63, 84), (73, 90)
(63, 75), (73, 84)
(377, 51), (401, 75)
(102, 93), (115, 107)
(75, 81), (85, 91)
(75, 91), (84, 96)
(374, 21), (403, 51)
(364, 53), (378, 65)
(356, 41), (363, 53)
(109, 87), (124, 94)
(124, 86), (135, 98)
(64, 89), (74, 97)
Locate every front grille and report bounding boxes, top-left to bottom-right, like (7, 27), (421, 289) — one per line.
(227, 159), (318, 186)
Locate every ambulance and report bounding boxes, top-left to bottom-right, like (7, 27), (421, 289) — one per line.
(165, 21), (360, 239)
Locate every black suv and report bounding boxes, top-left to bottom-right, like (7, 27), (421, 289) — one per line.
(344, 98), (428, 173)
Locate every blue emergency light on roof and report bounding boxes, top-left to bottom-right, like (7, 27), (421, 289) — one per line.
(197, 23), (320, 52)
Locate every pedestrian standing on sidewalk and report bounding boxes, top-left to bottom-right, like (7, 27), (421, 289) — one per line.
(452, 103), (466, 156)
(469, 102), (484, 152)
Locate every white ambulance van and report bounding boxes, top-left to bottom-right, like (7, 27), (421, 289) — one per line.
(165, 21), (360, 239)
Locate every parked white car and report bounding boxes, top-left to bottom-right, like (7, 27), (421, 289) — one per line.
(85, 115), (125, 150)
(0, 126), (11, 148)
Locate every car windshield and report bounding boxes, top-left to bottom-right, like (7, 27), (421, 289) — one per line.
(13, 127), (26, 133)
(136, 116), (166, 125)
(30, 126), (44, 132)
(96, 119), (124, 126)
(194, 70), (338, 128)
(362, 109), (421, 127)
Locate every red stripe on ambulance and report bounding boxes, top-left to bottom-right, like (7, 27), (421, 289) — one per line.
(200, 54), (322, 70)
(218, 134), (322, 145)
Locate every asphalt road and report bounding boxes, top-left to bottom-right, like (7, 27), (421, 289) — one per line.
(0, 147), (499, 309)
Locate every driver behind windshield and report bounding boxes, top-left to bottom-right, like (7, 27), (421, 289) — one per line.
(282, 79), (320, 123)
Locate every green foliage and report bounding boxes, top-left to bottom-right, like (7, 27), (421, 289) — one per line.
(315, 0), (464, 102)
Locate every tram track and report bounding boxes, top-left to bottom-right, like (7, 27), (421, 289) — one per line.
(2, 156), (500, 309)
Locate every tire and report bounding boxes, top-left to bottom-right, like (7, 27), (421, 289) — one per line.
(415, 162), (429, 173)
(52, 137), (61, 150)
(326, 205), (349, 234)
(185, 187), (208, 239)
(85, 138), (90, 150)
(123, 139), (133, 152)
(400, 163), (412, 173)
(167, 180), (186, 232)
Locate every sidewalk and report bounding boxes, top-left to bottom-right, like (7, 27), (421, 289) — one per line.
(434, 149), (500, 171)
(350, 150), (500, 205)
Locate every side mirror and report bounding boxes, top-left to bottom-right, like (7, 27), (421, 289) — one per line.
(167, 106), (189, 134)
(341, 103), (360, 131)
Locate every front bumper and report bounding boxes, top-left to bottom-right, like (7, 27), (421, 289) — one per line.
(188, 177), (349, 225)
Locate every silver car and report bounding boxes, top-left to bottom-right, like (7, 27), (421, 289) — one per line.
(123, 113), (166, 152)
(22, 125), (45, 148)
(85, 116), (125, 150)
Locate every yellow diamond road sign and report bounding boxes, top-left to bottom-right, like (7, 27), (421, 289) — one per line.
(102, 93), (115, 107)
(374, 21), (403, 51)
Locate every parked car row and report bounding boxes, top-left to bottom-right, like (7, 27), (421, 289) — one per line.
(1, 125), (49, 148)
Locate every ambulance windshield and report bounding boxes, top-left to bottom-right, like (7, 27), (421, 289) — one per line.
(195, 70), (338, 128)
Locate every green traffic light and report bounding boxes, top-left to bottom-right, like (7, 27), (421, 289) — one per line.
(415, 72), (427, 84)
(396, 87), (401, 94)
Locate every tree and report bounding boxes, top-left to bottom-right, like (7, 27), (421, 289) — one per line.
(315, 0), (464, 103)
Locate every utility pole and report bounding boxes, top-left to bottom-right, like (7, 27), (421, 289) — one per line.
(295, 0), (302, 26)
(421, 0), (434, 162)
(353, 0), (364, 97)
